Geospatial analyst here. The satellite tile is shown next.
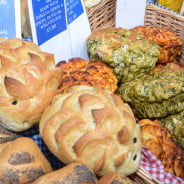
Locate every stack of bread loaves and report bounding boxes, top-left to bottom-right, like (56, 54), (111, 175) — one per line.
(0, 37), (141, 183)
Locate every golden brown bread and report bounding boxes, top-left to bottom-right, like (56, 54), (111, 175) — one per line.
(132, 26), (182, 63)
(138, 119), (184, 178)
(40, 85), (141, 177)
(58, 58), (118, 93)
(0, 127), (52, 184)
(33, 162), (97, 184)
(98, 172), (134, 184)
(0, 38), (62, 132)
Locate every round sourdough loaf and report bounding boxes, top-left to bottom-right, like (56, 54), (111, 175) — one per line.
(33, 162), (97, 184)
(0, 38), (62, 132)
(0, 125), (52, 184)
(39, 85), (141, 176)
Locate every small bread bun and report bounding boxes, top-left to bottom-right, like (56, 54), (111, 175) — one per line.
(33, 162), (97, 184)
(98, 172), (134, 184)
(0, 38), (62, 132)
(0, 136), (52, 184)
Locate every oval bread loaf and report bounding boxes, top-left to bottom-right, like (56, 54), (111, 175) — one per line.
(33, 162), (97, 184)
(0, 125), (52, 184)
(39, 85), (141, 176)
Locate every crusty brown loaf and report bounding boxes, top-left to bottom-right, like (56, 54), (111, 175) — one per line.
(0, 38), (62, 132)
(33, 162), (97, 184)
(40, 85), (141, 177)
(0, 135), (52, 184)
(98, 172), (134, 184)
(138, 119), (184, 178)
(58, 57), (118, 93)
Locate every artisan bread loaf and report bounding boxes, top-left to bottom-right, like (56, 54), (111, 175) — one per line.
(0, 38), (62, 132)
(40, 85), (141, 176)
(138, 119), (184, 178)
(0, 126), (52, 184)
(98, 172), (134, 184)
(58, 57), (118, 93)
(33, 162), (97, 184)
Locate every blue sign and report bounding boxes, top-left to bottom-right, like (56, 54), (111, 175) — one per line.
(0, 0), (16, 38)
(66, 0), (84, 24)
(32, 0), (67, 45)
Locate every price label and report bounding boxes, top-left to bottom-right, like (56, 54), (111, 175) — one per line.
(0, 0), (21, 39)
(28, 0), (91, 63)
(66, 0), (84, 24)
(31, 0), (66, 45)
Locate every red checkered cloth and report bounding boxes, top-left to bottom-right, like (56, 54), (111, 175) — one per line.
(141, 147), (184, 184)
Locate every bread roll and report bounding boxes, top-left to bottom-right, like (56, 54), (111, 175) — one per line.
(0, 38), (62, 132)
(40, 85), (141, 176)
(33, 162), (97, 184)
(98, 172), (134, 184)
(0, 134), (52, 184)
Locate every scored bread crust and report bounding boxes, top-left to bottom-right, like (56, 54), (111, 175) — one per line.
(0, 38), (62, 132)
(39, 85), (141, 177)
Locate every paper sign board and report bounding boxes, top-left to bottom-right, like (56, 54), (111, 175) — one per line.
(28, 0), (91, 63)
(116, 0), (147, 29)
(0, 0), (21, 39)
(66, 0), (91, 60)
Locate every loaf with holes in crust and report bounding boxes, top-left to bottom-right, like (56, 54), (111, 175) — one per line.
(0, 37), (62, 132)
(39, 85), (141, 176)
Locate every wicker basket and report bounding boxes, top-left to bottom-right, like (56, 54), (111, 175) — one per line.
(85, 0), (116, 32)
(145, 3), (184, 63)
(85, 2), (184, 184)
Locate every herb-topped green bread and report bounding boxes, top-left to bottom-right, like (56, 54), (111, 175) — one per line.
(119, 62), (184, 119)
(160, 111), (184, 149)
(87, 27), (160, 83)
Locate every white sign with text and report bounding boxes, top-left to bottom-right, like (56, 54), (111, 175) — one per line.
(28, 0), (91, 63)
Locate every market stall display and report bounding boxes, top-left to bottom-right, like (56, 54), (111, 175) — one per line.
(0, 0), (184, 183)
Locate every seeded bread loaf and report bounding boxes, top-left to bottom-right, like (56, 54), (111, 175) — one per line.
(0, 125), (52, 184)
(33, 162), (97, 184)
